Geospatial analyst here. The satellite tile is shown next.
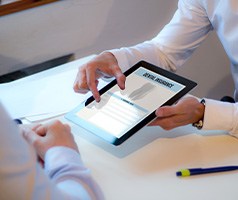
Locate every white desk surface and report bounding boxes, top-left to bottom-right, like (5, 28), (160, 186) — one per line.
(65, 118), (238, 200)
(3, 56), (238, 200)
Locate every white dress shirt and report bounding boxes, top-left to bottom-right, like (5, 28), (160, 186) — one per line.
(0, 102), (104, 200)
(109, 0), (238, 137)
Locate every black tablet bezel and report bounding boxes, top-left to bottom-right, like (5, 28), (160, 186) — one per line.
(65, 60), (197, 145)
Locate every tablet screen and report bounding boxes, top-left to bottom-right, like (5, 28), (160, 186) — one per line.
(65, 61), (196, 145)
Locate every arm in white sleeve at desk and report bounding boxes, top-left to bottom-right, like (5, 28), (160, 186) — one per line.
(109, 0), (212, 73)
(203, 99), (238, 138)
(107, 0), (238, 138)
(0, 103), (104, 200)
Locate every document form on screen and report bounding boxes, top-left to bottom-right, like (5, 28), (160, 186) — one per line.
(76, 67), (185, 138)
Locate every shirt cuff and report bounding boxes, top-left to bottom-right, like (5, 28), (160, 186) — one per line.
(202, 98), (238, 137)
(107, 48), (130, 73)
(44, 147), (86, 174)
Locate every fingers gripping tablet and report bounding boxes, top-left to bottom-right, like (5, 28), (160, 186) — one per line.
(65, 61), (197, 145)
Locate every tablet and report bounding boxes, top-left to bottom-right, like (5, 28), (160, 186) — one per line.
(65, 61), (197, 145)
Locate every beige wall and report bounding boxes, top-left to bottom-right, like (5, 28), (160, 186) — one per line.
(0, 0), (234, 99)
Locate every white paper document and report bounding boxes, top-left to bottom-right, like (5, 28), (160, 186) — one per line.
(0, 55), (108, 121)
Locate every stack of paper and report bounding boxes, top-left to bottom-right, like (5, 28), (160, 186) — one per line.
(0, 55), (108, 122)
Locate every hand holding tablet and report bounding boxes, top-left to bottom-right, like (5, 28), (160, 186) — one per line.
(65, 61), (197, 145)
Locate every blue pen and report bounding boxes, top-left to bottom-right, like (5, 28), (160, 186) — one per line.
(176, 166), (238, 177)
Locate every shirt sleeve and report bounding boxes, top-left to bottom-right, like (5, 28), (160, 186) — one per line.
(109, 0), (213, 72)
(0, 103), (104, 200)
(44, 147), (104, 200)
(202, 99), (238, 138)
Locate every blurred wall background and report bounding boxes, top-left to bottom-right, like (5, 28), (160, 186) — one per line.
(0, 0), (234, 99)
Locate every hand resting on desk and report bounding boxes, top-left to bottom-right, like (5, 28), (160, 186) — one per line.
(21, 120), (79, 161)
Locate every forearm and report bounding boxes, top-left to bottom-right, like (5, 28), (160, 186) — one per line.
(44, 147), (104, 200)
(109, 41), (176, 73)
(202, 99), (238, 137)
(109, 0), (212, 73)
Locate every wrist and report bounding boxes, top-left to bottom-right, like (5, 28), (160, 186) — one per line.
(192, 99), (206, 129)
(100, 51), (118, 63)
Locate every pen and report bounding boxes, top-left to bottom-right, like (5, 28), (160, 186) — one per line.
(176, 166), (238, 177)
(14, 119), (22, 124)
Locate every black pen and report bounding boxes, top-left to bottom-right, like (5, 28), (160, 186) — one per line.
(176, 166), (238, 177)
(14, 119), (22, 124)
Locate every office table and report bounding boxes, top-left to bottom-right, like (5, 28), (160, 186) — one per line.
(65, 117), (238, 200)
(2, 56), (238, 200)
